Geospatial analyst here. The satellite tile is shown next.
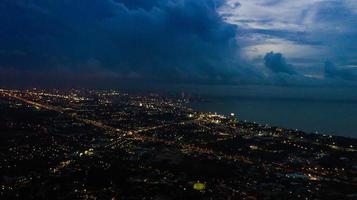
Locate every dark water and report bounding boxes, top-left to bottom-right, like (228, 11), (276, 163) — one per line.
(190, 97), (357, 138)
(185, 86), (357, 138)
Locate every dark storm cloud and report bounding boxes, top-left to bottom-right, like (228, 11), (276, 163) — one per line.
(261, 51), (319, 86)
(311, 1), (357, 67)
(2, 0), (356, 87)
(264, 52), (297, 75)
(324, 61), (357, 81)
(112, 0), (162, 10)
(0, 0), (256, 84)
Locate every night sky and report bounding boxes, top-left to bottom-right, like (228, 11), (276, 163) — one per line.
(0, 0), (356, 86)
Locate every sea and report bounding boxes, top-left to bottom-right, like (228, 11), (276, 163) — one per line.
(187, 85), (357, 138)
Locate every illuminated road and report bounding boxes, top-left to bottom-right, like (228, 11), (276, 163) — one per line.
(0, 91), (252, 164)
(1, 90), (254, 165)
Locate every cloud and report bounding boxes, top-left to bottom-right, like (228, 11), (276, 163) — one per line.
(0, 0), (356, 87)
(264, 52), (296, 75)
(0, 0), (261, 85)
(220, 0), (357, 79)
(324, 61), (357, 81)
(260, 51), (328, 86)
(308, 1), (357, 65)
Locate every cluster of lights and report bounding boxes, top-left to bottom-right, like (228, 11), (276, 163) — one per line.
(79, 149), (94, 157)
